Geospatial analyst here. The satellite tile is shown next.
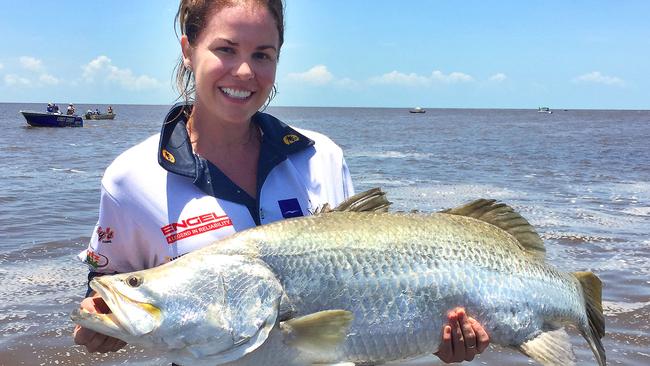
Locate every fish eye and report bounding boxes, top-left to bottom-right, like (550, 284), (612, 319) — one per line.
(126, 275), (142, 287)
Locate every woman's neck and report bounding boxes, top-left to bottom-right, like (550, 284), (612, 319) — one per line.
(187, 105), (260, 157)
(185, 103), (262, 198)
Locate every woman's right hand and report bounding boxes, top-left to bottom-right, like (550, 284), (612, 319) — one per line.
(73, 294), (127, 353)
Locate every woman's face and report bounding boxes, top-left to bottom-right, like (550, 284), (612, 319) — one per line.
(182, 3), (279, 125)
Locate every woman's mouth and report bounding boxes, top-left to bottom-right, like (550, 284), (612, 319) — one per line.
(220, 87), (253, 100)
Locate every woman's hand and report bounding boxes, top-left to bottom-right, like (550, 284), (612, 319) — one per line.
(73, 294), (127, 353)
(434, 307), (490, 363)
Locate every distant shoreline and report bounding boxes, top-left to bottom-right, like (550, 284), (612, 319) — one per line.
(1, 102), (648, 112)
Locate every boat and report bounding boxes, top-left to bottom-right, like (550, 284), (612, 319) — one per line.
(20, 111), (83, 127)
(537, 107), (552, 114)
(84, 112), (116, 120)
(409, 107), (426, 113)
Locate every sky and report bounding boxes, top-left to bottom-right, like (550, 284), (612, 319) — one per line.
(0, 0), (648, 109)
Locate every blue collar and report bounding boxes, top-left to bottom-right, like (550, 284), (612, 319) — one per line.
(157, 102), (314, 223)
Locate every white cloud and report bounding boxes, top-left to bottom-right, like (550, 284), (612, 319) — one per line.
(287, 65), (333, 85)
(431, 70), (474, 83)
(20, 56), (45, 72)
(573, 71), (624, 87)
(370, 70), (474, 86)
(5, 74), (31, 86)
(489, 73), (507, 82)
(39, 73), (60, 85)
(370, 71), (430, 86)
(82, 55), (161, 90)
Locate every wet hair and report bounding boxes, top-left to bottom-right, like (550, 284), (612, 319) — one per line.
(173, 0), (284, 105)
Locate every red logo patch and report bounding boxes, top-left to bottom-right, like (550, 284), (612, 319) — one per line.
(96, 226), (114, 243)
(161, 212), (232, 244)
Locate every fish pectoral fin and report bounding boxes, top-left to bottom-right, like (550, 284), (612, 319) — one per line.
(517, 328), (576, 366)
(280, 309), (353, 354)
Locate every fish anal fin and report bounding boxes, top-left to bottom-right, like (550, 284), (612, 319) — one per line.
(280, 310), (353, 354)
(442, 199), (546, 260)
(517, 328), (576, 366)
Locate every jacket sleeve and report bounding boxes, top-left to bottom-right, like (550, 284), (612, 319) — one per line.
(77, 184), (144, 276)
(341, 155), (355, 200)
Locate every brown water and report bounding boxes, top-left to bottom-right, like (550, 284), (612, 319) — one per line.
(1, 104), (648, 365)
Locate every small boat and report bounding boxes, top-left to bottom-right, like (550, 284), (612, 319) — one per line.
(409, 107), (426, 113)
(20, 110), (83, 127)
(84, 112), (116, 120)
(537, 107), (552, 114)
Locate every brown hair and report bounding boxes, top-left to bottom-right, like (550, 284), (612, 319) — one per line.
(173, 0), (285, 104)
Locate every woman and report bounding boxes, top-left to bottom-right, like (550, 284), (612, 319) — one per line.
(73, 0), (488, 363)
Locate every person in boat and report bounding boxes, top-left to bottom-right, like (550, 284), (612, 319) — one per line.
(52, 103), (60, 114)
(67, 104), (76, 116)
(46, 103), (54, 113)
(94, 108), (101, 115)
(107, 105), (113, 114)
(73, 1), (490, 363)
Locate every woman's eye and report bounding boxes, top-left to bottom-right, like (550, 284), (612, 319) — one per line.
(253, 52), (275, 62)
(126, 276), (142, 287)
(215, 47), (235, 54)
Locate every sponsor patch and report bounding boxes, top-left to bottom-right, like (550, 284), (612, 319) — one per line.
(282, 134), (300, 145)
(96, 226), (114, 244)
(161, 212), (232, 244)
(85, 249), (109, 269)
(278, 198), (304, 218)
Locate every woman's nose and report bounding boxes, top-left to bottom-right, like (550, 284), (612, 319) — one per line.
(233, 60), (254, 80)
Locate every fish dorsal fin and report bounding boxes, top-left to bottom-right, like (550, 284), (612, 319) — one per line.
(280, 310), (353, 354)
(518, 328), (576, 366)
(316, 188), (391, 214)
(442, 199), (546, 260)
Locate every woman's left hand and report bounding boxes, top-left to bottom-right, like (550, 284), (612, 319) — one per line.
(434, 307), (490, 363)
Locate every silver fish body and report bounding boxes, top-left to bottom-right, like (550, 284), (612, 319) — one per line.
(71, 193), (605, 366)
(215, 211), (602, 365)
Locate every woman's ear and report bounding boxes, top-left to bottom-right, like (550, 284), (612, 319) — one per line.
(181, 35), (192, 70)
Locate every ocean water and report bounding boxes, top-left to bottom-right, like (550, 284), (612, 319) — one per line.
(0, 103), (648, 365)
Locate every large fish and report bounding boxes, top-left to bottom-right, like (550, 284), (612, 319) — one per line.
(71, 189), (605, 366)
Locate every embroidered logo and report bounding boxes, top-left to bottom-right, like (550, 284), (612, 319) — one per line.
(96, 226), (114, 243)
(161, 212), (233, 244)
(278, 198), (304, 218)
(162, 149), (176, 163)
(85, 249), (109, 269)
(282, 134), (300, 145)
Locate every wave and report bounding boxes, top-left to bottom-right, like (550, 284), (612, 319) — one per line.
(50, 168), (86, 174)
(349, 150), (434, 160)
(604, 300), (650, 315)
(541, 231), (620, 244)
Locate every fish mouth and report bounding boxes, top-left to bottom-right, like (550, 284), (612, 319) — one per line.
(85, 277), (162, 336)
(70, 307), (125, 338)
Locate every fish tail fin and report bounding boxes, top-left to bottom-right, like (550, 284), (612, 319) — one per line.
(517, 328), (576, 366)
(573, 271), (606, 366)
(280, 310), (353, 354)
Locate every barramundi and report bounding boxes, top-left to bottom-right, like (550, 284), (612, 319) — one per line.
(71, 189), (605, 366)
